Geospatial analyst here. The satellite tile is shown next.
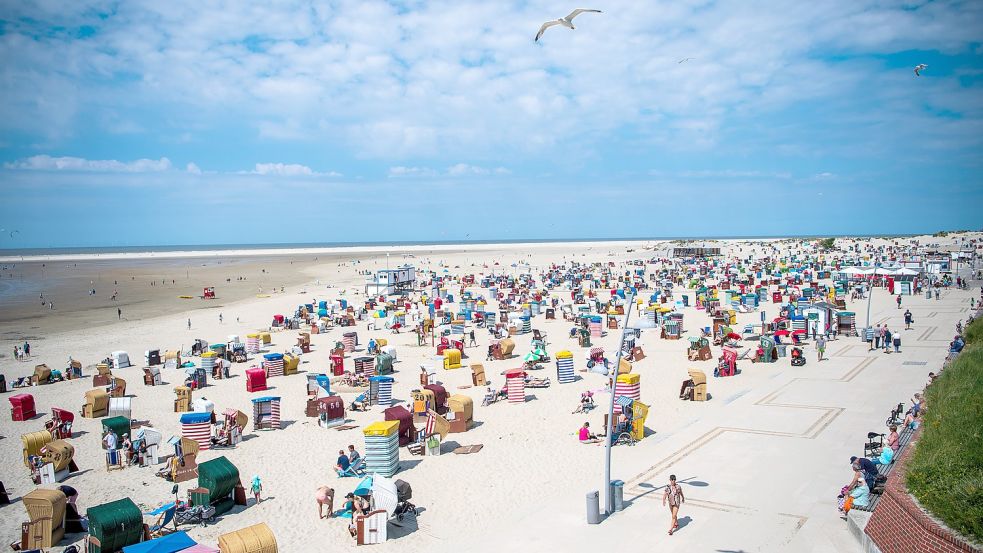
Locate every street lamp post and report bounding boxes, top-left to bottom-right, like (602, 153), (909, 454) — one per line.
(865, 266), (878, 330)
(602, 293), (635, 515)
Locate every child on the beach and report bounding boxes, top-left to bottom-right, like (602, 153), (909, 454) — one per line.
(251, 475), (263, 504)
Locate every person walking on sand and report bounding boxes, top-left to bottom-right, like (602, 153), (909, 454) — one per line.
(219, 313), (223, 324)
(187, 318), (191, 330)
(662, 474), (685, 535)
(896, 295), (902, 309)
(118, 307), (122, 320)
(904, 309), (913, 330)
(251, 475), (263, 504)
(816, 335), (826, 362)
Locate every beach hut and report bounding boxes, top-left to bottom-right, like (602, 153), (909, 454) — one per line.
(251, 397), (281, 430)
(22, 429), (53, 468)
(317, 396), (345, 428)
(505, 369), (526, 403)
(499, 338), (515, 357)
(102, 416), (131, 448)
(192, 397), (215, 417)
(174, 386), (192, 412)
(217, 522), (278, 553)
(447, 394), (473, 432)
(46, 407), (75, 439)
(369, 376), (394, 407)
(687, 337), (712, 361)
(442, 349), (462, 370)
(108, 397), (132, 419)
(245, 334), (260, 354)
(83, 389), (110, 418)
(181, 412), (212, 451)
(112, 351), (132, 369)
(245, 368), (267, 392)
(343, 332), (357, 353)
(262, 353), (284, 378)
(282, 354), (300, 375)
(196, 456), (243, 515)
(135, 427), (164, 464)
(93, 363), (113, 387)
(201, 351), (218, 377)
(355, 356), (376, 377)
(423, 384), (448, 414)
(9, 393), (36, 421)
(330, 353), (345, 376)
(555, 350), (575, 384)
(613, 374), (641, 414)
(718, 346), (738, 377)
(589, 316), (603, 338)
(757, 336), (777, 363)
(687, 369), (707, 401)
(22, 488), (67, 549)
(837, 311), (858, 336)
(32, 364), (52, 385)
(363, 421), (400, 477)
(383, 405), (416, 446)
(375, 352), (394, 375)
(471, 364), (487, 386)
(143, 366), (162, 386)
(87, 498), (143, 553)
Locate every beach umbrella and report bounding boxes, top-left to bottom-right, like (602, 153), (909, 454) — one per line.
(371, 474), (399, 517)
(725, 332), (742, 341)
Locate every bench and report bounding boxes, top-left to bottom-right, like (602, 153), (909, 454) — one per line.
(854, 425), (916, 512)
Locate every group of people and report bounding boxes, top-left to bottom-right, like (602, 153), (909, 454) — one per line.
(866, 324), (902, 354)
(12, 341), (31, 360)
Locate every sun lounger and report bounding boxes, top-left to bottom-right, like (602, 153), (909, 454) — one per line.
(337, 458), (366, 478)
(525, 377), (550, 388)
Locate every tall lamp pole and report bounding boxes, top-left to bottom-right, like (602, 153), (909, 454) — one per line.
(865, 266), (878, 330)
(602, 293), (635, 515)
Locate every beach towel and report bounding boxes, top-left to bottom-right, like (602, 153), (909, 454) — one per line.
(453, 445), (484, 455)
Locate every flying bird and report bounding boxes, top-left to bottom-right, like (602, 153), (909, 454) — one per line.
(535, 8), (602, 42)
(678, 57), (695, 64)
(914, 64), (927, 77)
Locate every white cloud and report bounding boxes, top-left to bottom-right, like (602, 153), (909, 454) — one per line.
(4, 155), (172, 172)
(388, 166), (438, 178)
(654, 169), (793, 179)
(251, 163), (341, 177)
(186, 162), (202, 175)
(390, 164), (510, 178)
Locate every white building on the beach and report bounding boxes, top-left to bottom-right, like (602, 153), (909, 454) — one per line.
(364, 265), (416, 296)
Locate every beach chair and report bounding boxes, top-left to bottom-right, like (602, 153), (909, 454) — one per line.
(337, 458), (366, 478)
(481, 387), (502, 407)
(147, 505), (176, 538)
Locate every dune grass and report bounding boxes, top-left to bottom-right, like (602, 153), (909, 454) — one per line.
(905, 315), (983, 543)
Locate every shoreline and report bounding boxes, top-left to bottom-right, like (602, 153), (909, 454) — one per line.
(0, 232), (945, 263)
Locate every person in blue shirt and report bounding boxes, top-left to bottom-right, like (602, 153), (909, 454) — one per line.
(850, 456), (877, 491)
(336, 450), (351, 473)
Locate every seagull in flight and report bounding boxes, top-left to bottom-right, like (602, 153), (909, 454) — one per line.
(678, 57), (695, 64)
(535, 8), (602, 42)
(914, 64), (927, 77)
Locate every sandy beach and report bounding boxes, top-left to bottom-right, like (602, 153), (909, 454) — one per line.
(0, 234), (979, 552)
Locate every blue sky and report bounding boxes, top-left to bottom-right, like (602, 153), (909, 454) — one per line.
(0, 1), (981, 248)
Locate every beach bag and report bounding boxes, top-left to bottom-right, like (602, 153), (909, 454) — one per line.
(843, 495), (854, 513)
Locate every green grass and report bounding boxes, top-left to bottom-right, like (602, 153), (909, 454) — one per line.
(905, 316), (983, 543)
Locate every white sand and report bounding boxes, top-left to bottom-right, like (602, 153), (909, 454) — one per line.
(0, 235), (978, 552)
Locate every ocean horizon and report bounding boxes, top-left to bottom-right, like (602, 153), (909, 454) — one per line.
(0, 233), (921, 257)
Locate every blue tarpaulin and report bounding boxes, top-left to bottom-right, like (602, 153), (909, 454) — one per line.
(122, 531), (196, 553)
